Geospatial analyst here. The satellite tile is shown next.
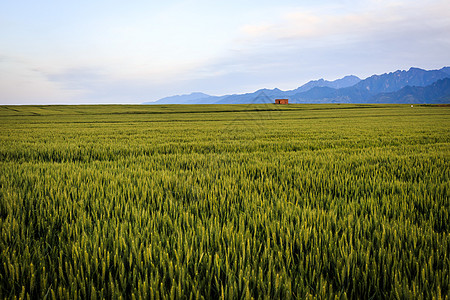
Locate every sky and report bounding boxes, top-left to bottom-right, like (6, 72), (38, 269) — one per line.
(1, 0), (449, 104)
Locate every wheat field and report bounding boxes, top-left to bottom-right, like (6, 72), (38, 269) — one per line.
(0, 104), (449, 299)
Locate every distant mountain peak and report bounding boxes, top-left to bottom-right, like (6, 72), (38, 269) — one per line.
(180, 92), (210, 98)
(257, 88), (279, 92)
(288, 75), (361, 94)
(408, 67), (423, 71)
(371, 77), (450, 103)
(354, 67), (449, 95)
(439, 66), (450, 75)
(144, 92), (211, 104)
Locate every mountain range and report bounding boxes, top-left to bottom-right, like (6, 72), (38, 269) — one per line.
(144, 67), (450, 104)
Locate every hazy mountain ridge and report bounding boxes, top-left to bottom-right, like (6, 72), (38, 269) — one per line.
(291, 67), (450, 103)
(145, 92), (211, 104)
(370, 78), (450, 103)
(288, 75), (361, 94)
(352, 67), (450, 94)
(440, 67), (450, 75)
(145, 67), (450, 104)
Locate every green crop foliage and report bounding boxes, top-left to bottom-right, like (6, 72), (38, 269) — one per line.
(0, 104), (449, 299)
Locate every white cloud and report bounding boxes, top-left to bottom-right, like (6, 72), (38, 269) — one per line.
(0, 56), (83, 104)
(238, 0), (450, 43)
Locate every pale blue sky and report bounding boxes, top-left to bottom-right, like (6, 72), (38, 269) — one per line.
(1, 0), (449, 104)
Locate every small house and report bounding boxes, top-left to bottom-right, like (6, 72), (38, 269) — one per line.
(275, 99), (288, 104)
